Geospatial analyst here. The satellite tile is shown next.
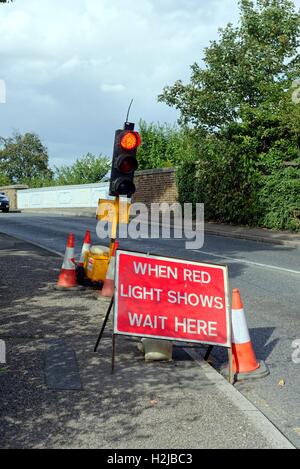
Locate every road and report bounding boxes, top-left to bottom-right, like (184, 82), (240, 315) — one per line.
(1, 212), (300, 447)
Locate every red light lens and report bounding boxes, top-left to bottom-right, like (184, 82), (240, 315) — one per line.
(120, 132), (141, 150)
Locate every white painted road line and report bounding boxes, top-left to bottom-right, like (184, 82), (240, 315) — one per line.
(192, 250), (300, 275)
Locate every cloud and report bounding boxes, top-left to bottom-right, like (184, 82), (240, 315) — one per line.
(0, 0), (299, 165)
(101, 83), (126, 93)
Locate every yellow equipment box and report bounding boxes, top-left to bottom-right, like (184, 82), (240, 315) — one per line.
(84, 245), (110, 283)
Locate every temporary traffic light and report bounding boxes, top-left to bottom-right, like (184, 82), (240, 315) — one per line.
(109, 122), (141, 197)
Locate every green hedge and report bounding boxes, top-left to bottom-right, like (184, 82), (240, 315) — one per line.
(138, 121), (300, 231)
(176, 135), (300, 231)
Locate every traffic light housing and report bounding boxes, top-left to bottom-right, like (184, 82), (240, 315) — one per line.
(109, 122), (141, 197)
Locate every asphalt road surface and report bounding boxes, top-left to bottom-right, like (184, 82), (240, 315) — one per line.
(1, 212), (300, 447)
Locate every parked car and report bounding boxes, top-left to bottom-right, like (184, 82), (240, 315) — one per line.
(0, 193), (9, 212)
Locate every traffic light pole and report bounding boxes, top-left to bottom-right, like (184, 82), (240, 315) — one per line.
(107, 121), (140, 255)
(109, 195), (119, 256)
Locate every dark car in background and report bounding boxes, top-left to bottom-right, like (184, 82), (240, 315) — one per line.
(0, 193), (9, 212)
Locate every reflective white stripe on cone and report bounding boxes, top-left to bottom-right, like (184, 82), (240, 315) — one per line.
(78, 230), (91, 267)
(231, 308), (251, 344)
(57, 233), (78, 289)
(99, 241), (119, 298)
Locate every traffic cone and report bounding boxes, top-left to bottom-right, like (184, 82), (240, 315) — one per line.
(56, 233), (79, 289)
(222, 289), (269, 381)
(97, 240), (119, 298)
(76, 230), (91, 285)
(78, 230), (91, 268)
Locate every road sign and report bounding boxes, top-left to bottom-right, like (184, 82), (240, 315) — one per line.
(114, 250), (231, 347)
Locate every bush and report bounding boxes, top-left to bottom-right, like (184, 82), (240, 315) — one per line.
(177, 135), (262, 225)
(54, 153), (110, 185)
(137, 120), (185, 169)
(136, 119), (300, 232)
(258, 168), (300, 231)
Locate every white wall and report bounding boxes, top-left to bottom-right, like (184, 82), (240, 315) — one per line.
(17, 182), (110, 209)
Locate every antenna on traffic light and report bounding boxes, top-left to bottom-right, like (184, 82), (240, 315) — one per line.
(125, 99), (134, 126)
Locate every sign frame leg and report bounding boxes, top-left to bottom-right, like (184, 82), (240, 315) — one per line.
(111, 334), (116, 374)
(228, 346), (234, 384)
(94, 296), (114, 352)
(204, 345), (214, 361)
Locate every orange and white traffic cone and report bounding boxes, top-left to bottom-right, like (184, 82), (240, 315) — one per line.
(56, 233), (79, 289)
(97, 240), (119, 298)
(222, 289), (269, 381)
(76, 229), (91, 285)
(78, 230), (91, 268)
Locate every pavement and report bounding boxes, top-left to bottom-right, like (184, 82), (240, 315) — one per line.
(0, 233), (294, 449)
(204, 222), (300, 248)
(1, 213), (300, 447)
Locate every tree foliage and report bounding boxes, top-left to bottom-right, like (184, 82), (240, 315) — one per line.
(20, 153), (110, 188)
(0, 173), (10, 186)
(0, 132), (52, 184)
(0, 131), (110, 188)
(157, 0), (300, 230)
(53, 153), (110, 186)
(159, 0), (299, 131)
(137, 120), (192, 169)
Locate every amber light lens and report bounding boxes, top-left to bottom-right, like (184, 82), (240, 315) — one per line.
(119, 157), (138, 173)
(120, 132), (141, 150)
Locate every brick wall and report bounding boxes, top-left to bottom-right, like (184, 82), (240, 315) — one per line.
(0, 185), (28, 210)
(132, 168), (178, 205)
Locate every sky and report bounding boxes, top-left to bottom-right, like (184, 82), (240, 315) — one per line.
(0, 0), (299, 168)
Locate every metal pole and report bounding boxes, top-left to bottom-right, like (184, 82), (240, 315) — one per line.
(110, 195), (119, 248)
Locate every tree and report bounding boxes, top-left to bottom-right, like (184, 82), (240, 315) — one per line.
(0, 132), (52, 183)
(159, 0), (299, 132)
(54, 153), (110, 185)
(158, 0), (300, 230)
(0, 173), (10, 186)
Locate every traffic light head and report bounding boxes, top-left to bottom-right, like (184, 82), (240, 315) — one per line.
(109, 123), (141, 197)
